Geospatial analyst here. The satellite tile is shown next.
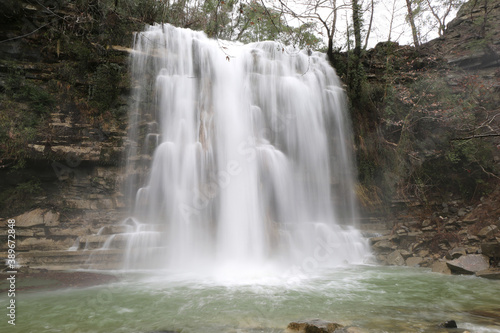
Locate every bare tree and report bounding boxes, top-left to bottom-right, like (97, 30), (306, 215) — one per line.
(424, 0), (464, 37)
(272, 0), (351, 62)
(405, 0), (421, 47)
(363, 0), (375, 50)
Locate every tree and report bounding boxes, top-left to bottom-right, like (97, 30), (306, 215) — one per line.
(352, 0), (363, 55)
(363, 0), (375, 50)
(271, 0), (350, 63)
(424, 0), (464, 37)
(405, 0), (421, 47)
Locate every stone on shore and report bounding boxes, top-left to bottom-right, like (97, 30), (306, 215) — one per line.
(406, 256), (424, 267)
(432, 261), (451, 274)
(386, 250), (405, 266)
(446, 254), (490, 275)
(475, 269), (500, 280)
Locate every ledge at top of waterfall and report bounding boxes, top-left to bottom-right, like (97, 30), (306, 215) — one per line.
(113, 23), (370, 278)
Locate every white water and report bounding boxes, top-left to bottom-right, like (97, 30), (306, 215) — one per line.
(120, 24), (369, 276)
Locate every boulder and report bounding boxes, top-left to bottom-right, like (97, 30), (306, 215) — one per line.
(446, 247), (467, 260)
(406, 256), (424, 267)
(287, 319), (343, 333)
(400, 232), (422, 241)
(399, 250), (412, 259)
(475, 269), (500, 280)
(372, 240), (396, 252)
(432, 260), (451, 274)
(446, 254), (490, 275)
(369, 234), (397, 243)
(438, 320), (457, 328)
(481, 242), (500, 258)
(386, 250), (405, 266)
(478, 225), (498, 238)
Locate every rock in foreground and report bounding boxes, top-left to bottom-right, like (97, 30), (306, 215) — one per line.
(287, 319), (344, 333)
(446, 254), (490, 275)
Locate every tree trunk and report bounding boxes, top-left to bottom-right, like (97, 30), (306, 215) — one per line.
(364, 0), (374, 50)
(352, 0), (362, 55)
(405, 0), (420, 47)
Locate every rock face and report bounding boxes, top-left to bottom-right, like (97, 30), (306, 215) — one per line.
(481, 242), (500, 258)
(287, 320), (344, 333)
(386, 250), (406, 266)
(0, 3), (133, 270)
(15, 209), (60, 227)
(446, 254), (490, 275)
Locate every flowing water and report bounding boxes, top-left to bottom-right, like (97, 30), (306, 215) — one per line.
(3, 266), (500, 332)
(119, 23), (368, 273)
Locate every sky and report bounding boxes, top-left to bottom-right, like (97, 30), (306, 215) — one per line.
(270, 0), (461, 50)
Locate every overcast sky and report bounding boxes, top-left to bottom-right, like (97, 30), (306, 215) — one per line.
(272, 0), (460, 50)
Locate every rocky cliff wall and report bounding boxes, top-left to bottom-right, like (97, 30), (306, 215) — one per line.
(0, 1), (137, 269)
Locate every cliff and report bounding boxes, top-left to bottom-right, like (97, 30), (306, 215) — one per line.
(0, 1), (139, 268)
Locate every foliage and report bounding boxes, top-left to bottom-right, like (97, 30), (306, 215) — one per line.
(0, 178), (43, 216)
(89, 63), (123, 112)
(0, 69), (54, 168)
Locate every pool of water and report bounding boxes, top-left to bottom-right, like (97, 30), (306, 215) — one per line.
(3, 265), (500, 333)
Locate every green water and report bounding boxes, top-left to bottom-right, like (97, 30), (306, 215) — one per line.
(2, 266), (499, 333)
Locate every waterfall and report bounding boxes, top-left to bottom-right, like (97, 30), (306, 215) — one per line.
(121, 24), (369, 276)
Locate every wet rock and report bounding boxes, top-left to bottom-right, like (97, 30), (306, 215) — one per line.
(406, 256), (423, 267)
(432, 260), (452, 274)
(446, 247), (467, 260)
(438, 320), (457, 328)
(287, 319), (343, 333)
(334, 327), (368, 333)
(386, 250), (405, 266)
(476, 269), (500, 280)
(370, 235), (397, 243)
(481, 242), (500, 258)
(478, 225), (498, 238)
(447, 254), (490, 275)
(372, 240), (397, 252)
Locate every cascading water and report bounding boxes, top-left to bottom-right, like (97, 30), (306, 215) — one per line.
(121, 24), (369, 276)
